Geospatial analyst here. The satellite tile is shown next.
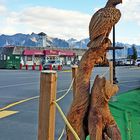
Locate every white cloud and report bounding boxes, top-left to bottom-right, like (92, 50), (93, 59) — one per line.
(120, 0), (140, 24)
(116, 35), (140, 45)
(0, 5), (7, 14)
(0, 1), (140, 44)
(1, 6), (91, 40)
(0, 26), (17, 34)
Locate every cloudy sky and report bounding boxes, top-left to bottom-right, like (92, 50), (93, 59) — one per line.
(0, 0), (140, 44)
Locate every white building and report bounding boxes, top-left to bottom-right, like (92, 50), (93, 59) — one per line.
(38, 32), (47, 47)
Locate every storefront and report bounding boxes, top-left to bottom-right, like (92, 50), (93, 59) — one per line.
(43, 49), (75, 65)
(22, 50), (44, 66)
(0, 46), (76, 69)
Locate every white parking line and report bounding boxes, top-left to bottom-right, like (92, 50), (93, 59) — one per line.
(0, 82), (39, 89)
(16, 76), (39, 79)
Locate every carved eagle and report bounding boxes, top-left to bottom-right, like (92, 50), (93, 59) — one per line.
(88, 0), (122, 48)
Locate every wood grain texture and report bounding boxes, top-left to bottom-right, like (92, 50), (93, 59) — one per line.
(109, 61), (113, 84)
(88, 76), (121, 140)
(66, 39), (110, 140)
(66, 0), (122, 139)
(38, 71), (57, 140)
(72, 65), (78, 100)
(88, 0), (122, 48)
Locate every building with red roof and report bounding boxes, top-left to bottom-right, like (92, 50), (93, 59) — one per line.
(22, 49), (75, 66)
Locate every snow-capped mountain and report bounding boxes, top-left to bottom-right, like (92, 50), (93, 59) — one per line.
(0, 33), (38, 47)
(0, 33), (139, 58)
(68, 38), (90, 49)
(51, 38), (69, 48)
(0, 33), (69, 48)
(67, 38), (140, 58)
(67, 38), (78, 48)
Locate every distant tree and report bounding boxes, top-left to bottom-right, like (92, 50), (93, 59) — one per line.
(131, 44), (137, 61)
(127, 45), (137, 65)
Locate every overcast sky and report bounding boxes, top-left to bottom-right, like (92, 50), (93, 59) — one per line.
(0, 0), (140, 44)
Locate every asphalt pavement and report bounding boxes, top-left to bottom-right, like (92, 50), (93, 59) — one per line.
(0, 66), (139, 140)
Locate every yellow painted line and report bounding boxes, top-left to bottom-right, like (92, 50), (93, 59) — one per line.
(0, 110), (19, 119)
(62, 70), (72, 73)
(0, 89), (69, 112)
(0, 96), (39, 111)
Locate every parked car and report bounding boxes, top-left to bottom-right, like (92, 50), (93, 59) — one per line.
(116, 60), (124, 66)
(66, 60), (72, 65)
(124, 59), (133, 65)
(43, 60), (63, 70)
(135, 59), (140, 66)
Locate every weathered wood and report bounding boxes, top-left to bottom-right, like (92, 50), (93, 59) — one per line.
(88, 75), (121, 140)
(71, 65), (78, 99)
(66, 0), (122, 139)
(109, 61), (113, 84)
(66, 39), (110, 140)
(87, 0), (122, 48)
(38, 70), (57, 140)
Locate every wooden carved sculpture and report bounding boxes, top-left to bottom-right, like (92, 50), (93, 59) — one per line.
(66, 0), (122, 140)
(88, 0), (122, 49)
(88, 76), (121, 140)
(67, 39), (110, 140)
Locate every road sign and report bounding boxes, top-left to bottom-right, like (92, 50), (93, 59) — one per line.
(128, 48), (134, 56)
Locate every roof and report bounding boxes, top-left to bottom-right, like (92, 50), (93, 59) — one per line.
(0, 46), (77, 56)
(0, 46), (14, 55)
(43, 50), (58, 55)
(23, 50), (44, 55)
(43, 50), (75, 56)
(58, 50), (75, 56)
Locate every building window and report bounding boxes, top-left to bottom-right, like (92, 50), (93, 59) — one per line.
(4, 55), (6, 60)
(67, 57), (71, 60)
(46, 57), (50, 60)
(27, 56), (32, 61)
(15, 56), (19, 59)
(7, 56), (10, 60)
(0, 54), (3, 60)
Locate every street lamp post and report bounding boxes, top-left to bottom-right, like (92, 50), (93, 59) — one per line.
(112, 26), (118, 84)
(111, 26), (124, 84)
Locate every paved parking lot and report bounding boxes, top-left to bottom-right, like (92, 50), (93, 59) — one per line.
(0, 66), (140, 140)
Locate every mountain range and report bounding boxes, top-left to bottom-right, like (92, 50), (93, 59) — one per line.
(0, 33), (70, 48)
(0, 33), (140, 58)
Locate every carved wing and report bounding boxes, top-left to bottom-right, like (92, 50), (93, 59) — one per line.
(89, 7), (121, 43)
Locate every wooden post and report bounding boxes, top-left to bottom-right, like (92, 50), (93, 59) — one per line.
(109, 61), (117, 101)
(109, 61), (113, 84)
(38, 70), (57, 140)
(71, 65), (78, 99)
